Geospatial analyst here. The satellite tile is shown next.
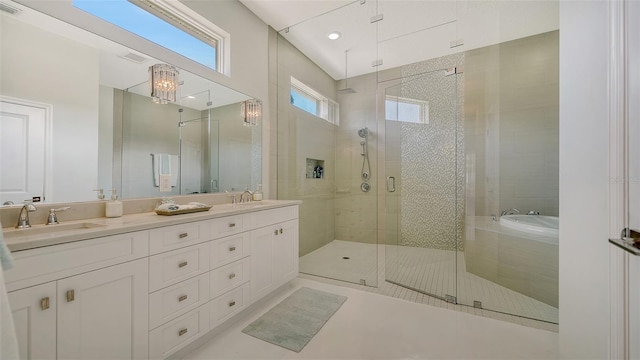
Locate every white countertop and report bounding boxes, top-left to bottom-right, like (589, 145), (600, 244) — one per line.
(2, 200), (301, 252)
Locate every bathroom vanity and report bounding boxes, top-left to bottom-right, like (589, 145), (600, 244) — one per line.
(2, 200), (300, 359)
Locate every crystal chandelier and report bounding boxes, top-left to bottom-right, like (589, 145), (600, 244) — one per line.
(149, 64), (179, 104)
(241, 99), (262, 126)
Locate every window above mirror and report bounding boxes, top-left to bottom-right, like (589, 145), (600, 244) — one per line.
(73, 0), (228, 74)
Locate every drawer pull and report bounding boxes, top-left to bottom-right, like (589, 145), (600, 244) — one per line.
(228, 223), (236, 228)
(40, 297), (50, 310)
(178, 294), (188, 302)
(178, 232), (189, 239)
(178, 261), (188, 268)
(280, 228), (283, 234)
(229, 246), (236, 252)
(228, 273), (236, 280)
(66, 290), (75, 303)
(228, 300), (236, 307)
(178, 328), (188, 336)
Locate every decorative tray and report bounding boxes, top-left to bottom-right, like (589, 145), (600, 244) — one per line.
(155, 206), (212, 216)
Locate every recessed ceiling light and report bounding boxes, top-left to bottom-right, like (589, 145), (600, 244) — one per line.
(327, 32), (341, 40)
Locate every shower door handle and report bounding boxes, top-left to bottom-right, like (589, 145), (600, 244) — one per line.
(386, 176), (396, 192)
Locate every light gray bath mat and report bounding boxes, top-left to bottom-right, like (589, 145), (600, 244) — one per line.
(241, 287), (347, 352)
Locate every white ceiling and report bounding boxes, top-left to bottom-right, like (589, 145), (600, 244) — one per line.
(239, 0), (559, 80)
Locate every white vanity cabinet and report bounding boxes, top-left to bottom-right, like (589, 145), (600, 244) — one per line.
(6, 231), (150, 360)
(249, 207), (299, 302)
(4, 202), (299, 360)
(8, 282), (57, 360)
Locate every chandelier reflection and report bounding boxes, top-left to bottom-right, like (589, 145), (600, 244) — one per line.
(242, 99), (262, 126)
(149, 63), (179, 104)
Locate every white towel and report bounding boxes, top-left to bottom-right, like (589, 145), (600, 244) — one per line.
(152, 153), (179, 187)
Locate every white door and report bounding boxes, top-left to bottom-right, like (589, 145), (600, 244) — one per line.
(273, 220), (298, 287)
(57, 259), (149, 360)
(250, 226), (275, 302)
(8, 282), (57, 360)
(0, 100), (47, 204)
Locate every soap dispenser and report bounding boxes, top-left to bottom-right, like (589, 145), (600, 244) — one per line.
(252, 184), (263, 201)
(105, 188), (123, 218)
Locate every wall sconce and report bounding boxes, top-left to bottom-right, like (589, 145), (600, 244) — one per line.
(242, 99), (262, 126)
(149, 63), (179, 104)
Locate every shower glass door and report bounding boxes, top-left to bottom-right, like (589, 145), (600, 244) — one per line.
(383, 69), (461, 302)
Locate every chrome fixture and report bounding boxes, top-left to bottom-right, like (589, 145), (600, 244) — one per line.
(359, 128), (371, 184)
(46, 207), (70, 225)
(15, 202), (37, 229)
(500, 208), (520, 216)
(241, 99), (262, 126)
(240, 190), (253, 204)
(527, 210), (540, 215)
(3, 201), (14, 206)
(149, 63), (179, 104)
(338, 50), (356, 94)
(225, 191), (237, 204)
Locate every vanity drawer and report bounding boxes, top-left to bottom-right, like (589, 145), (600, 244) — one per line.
(210, 257), (250, 298)
(149, 273), (210, 330)
(210, 282), (251, 328)
(149, 243), (210, 292)
(210, 232), (250, 269)
(210, 214), (246, 239)
(149, 221), (211, 255)
(149, 303), (210, 359)
(248, 206), (298, 229)
(5, 231), (149, 291)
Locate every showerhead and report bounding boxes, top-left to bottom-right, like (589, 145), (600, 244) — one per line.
(358, 127), (369, 138)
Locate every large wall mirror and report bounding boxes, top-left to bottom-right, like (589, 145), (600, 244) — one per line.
(0, 3), (261, 205)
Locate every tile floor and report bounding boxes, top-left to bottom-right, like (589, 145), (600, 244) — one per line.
(299, 240), (558, 329)
(180, 278), (560, 360)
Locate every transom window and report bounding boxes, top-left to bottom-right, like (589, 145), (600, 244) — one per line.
(290, 77), (339, 125)
(73, 0), (228, 73)
(385, 96), (429, 124)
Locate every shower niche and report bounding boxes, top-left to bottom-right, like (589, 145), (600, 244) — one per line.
(305, 158), (325, 179)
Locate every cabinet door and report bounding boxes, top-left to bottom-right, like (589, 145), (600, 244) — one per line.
(273, 219), (299, 287)
(250, 226), (275, 302)
(8, 282), (56, 360)
(57, 259), (149, 360)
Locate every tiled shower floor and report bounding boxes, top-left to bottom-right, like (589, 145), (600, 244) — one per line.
(299, 240), (559, 330)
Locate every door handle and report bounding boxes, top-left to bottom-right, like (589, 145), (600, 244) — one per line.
(386, 176), (396, 192)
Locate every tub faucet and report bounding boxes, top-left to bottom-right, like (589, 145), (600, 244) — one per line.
(500, 208), (520, 216)
(15, 202), (37, 229)
(526, 210), (540, 215)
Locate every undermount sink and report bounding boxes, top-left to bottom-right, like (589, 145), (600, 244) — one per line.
(3, 222), (107, 239)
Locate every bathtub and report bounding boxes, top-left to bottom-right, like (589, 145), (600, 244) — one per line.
(499, 214), (559, 238)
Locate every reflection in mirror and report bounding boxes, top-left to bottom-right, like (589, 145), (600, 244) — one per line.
(0, 3), (261, 205)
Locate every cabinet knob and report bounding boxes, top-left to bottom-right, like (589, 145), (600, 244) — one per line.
(178, 232), (189, 239)
(178, 261), (188, 268)
(178, 328), (188, 336)
(66, 290), (75, 303)
(228, 273), (236, 280)
(40, 297), (50, 310)
(228, 300), (236, 307)
(229, 246), (236, 252)
(279, 228), (283, 234)
(274, 229), (278, 236)
(178, 294), (188, 302)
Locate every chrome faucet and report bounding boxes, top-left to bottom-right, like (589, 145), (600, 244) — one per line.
(15, 202), (37, 229)
(240, 190), (253, 204)
(526, 210), (540, 215)
(46, 207), (71, 225)
(500, 208), (520, 216)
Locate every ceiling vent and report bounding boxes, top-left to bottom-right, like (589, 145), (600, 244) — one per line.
(0, 2), (22, 14)
(121, 52), (149, 64)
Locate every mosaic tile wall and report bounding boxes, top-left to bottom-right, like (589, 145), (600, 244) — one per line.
(396, 53), (465, 251)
